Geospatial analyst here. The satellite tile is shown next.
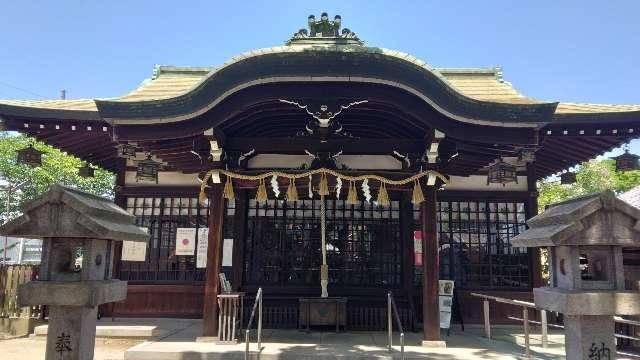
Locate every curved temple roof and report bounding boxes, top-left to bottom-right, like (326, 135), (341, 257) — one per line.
(0, 45), (638, 125)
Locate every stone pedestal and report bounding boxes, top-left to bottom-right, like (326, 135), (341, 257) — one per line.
(46, 306), (99, 360)
(421, 340), (447, 348)
(18, 281), (128, 360)
(564, 315), (615, 360)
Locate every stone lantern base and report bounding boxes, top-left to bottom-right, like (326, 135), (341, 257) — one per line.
(19, 280), (128, 360)
(565, 315), (615, 360)
(46, 306), (99, 360)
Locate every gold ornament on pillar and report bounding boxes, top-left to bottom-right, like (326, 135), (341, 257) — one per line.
(376, 181), (389, 206)
(223, 175), (235, 201)
(412, 179), (425, 205)
(346, 180), (358, 205)
(318, 173), (330, 196)
(286, 177), (299, 202)
(255, 179), (268, 203)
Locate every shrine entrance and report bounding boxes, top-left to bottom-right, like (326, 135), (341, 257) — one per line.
(244, 197), (402, 291)
(222, 179), (420, 331)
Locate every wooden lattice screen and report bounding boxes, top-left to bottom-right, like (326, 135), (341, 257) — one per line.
(0, 264), (44, 318)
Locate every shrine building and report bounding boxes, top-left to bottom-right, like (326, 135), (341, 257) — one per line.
(1, 13), (639, 344)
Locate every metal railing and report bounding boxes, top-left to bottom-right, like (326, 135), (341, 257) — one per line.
(244, 287), (263, 360)
(471, 292), (640, 358)
(387, 291), (405, 360)
(471, 292), (542, 357)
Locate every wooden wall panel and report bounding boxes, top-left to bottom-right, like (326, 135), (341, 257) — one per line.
(107, 284), (204, 318)
(105, 284), (533, 328)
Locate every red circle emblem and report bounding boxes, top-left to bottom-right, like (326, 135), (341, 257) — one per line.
(182, 238), (189, 245)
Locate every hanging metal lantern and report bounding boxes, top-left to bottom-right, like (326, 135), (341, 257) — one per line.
(78, 164), (95, 178)
(136, 154), (160, 183)
(612, 145), (640, 172)
(560, 171), (576, 184)
(17, 144), (43, 167)
(518, 147), (536, 164)
(118, 143), (137, 159)
(487, 159), (518, 185)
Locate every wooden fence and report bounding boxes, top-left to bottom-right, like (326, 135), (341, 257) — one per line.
(0, 264), (44, 318)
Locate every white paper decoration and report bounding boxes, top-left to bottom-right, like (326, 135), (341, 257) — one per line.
(271, 175), (280, 198)
(361, 178), (371, 202)
(335, 177), (343, 199)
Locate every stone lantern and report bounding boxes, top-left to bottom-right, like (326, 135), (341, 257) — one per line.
(0, 185), (148, 360)
(513, 191), (640, 360)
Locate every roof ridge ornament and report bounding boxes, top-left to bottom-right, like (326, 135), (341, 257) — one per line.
(287, 12), (363, 45)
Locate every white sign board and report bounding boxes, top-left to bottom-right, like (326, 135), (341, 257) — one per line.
(196, 228), (209, 268)
(438, 280), (455, 329)
(175, 228), (196, 256)
(121, 241), (147, 261)
(222, 238), (233, 267)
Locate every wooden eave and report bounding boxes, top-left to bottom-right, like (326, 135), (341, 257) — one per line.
(1, 115), (119, 172)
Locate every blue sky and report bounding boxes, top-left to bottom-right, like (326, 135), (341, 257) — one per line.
(1, 1), (639, 156)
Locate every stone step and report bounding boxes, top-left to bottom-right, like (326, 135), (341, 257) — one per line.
(31, 324), (160, 339)
(125, 345), (429, 360)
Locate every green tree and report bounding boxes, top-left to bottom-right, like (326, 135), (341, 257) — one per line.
(537, 159), (640, 213)
(0, 132), (115, 220)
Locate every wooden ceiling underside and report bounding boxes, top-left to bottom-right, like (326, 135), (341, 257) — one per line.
(535, 135), (624, 178)
(7, 118), (120, 171)
(3, 100), (637, 179)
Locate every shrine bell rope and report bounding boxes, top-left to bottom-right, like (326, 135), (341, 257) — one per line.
(198, 167), (449, 205)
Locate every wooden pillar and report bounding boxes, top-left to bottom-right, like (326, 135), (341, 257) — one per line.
(105, 158), (127, 318)
(232, 190), (247, 291)
(420, 186), (444, 347)
(203, 183), (225, 337)
(400, 193), (416, 330)
(112, 157), (127, 278)
(400, 193), (414, 293)
(526, 163), (545, 288)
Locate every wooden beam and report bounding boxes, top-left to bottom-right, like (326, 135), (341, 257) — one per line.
(226, 137), (424, 155)
(38, 132), (99, 148)
(149, 146), (193, 155)
(84, 149), (118, 163)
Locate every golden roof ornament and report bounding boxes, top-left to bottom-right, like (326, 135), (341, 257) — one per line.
(287, 12), (363, 45)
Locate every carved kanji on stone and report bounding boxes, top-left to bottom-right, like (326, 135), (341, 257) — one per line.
(588, 342), (611, 360)
(55, 332), (72, 355)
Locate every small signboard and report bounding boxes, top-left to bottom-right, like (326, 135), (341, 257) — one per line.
(196, 228), (209, 268)
(439, 280), (455, 329)
(121, 240), (147, 261)
(222, 238), (233, 267)
(175, 228), (196, 256)
(413, 230), (423, 266)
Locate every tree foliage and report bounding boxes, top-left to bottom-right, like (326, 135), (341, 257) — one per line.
(0, 132), (115, 220)
(537, 159), (640, 213)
